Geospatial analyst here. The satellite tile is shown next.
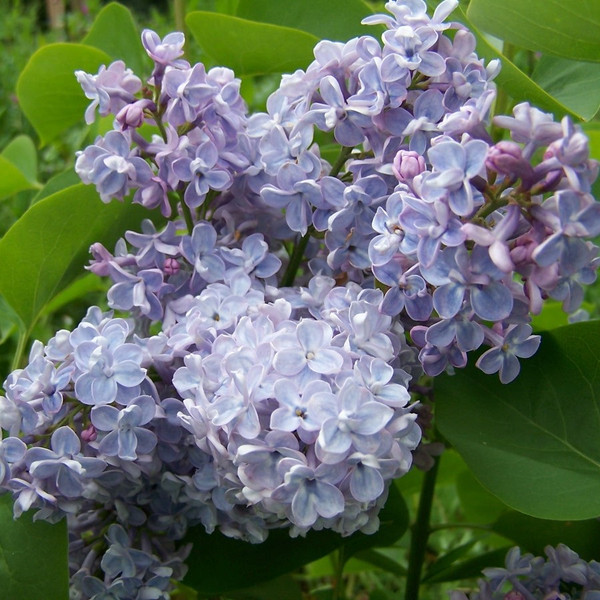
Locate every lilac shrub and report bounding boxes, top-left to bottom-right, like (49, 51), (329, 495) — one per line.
(1, 1), (600, 597)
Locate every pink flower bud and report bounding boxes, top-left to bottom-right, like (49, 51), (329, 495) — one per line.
(163, 257), (180, 275)
(392, 150), (426, 181)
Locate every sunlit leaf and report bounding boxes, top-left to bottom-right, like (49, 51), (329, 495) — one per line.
(0, 184), (148, 329)
(186, 12), (318, 75)
(468, 0), (600, 63)
(17, 44), (111, 145)
(83, 2), (149, 75)
(236, 0), (377, 41)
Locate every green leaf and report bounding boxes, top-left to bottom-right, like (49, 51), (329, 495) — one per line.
(16, 43), (112, 145)
(453, 6), (585, 120)
(0, 495), (69, 600)
(186, 12), (319, 75)
(0, 157), (37, 201)
(0, 184), (148, 330)
(423, 548), (510, 584)
(436, 321), (600, 520)
(235, 0), (377, 42)
(83, 2), (148, 76)
(467, 0), (600, 63)
(455, 469), (507, 524)
(493, 512), (600, 561)
(31, 168), (81, 205)
(182, 484), (408, 595)
(531, 55), (600, 122)
(1, 135), (38, 183)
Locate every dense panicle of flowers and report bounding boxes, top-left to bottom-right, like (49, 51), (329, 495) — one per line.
(3, 1), (600, 598)
(450, 544), (600, 600)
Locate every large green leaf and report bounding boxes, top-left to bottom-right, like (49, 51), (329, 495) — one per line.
(531, 55), (600, 122)
(0, 495), (69, 600)
(16, 44), (111, 145)
(453, 6), (584, 120)
(186, 12), (319, 76)
(235, 0), (376, 42)
(436, 321), (600, 520)
(83, 2), (148, 76)
(182, 484), (408, 595)
(492, 512), (600, 561)
(0, 184), (148, 330)
(467, 0), (600, 63)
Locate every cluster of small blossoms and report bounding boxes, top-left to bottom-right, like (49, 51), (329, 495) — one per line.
(450, 544), (600, 600)
(2, 0), (600, 597)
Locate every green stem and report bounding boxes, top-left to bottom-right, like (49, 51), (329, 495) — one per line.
(281, 230), (311, 287)
(11, 328), (29, 372)
(331, 547), (347, 600)
(180, 200), (195, 235)
(330, 146), (353, 178)
(404, 456), (440, 600)
(174, 0), (186, 38)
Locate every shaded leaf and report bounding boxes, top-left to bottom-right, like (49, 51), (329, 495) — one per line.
(467, 0), (600, 63)
(236, 0), (377, 42)
(182, 484), (407, 594)
(0, 184), (149, 329)
(83, 2), (149, 76)
(423, 548), (510, 584)
(493, 512), (600, 561)
(0, 495), (69, 600)
(436, 321), (600, 520)
(455, 469), (507, 524)
(186, 12), (319, 76)
(16, 43), (111, 145)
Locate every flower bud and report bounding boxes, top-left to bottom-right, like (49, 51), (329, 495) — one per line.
(392, 150), (426, 181)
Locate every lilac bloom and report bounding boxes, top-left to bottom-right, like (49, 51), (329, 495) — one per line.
(270, 378), (330, 438)
(376, 263), (433, 321)
(476, 324), (541, 383)
(273, 319), (343, 376)
(382, 25), (446, 77)
(107, 265), (166, 321)
(310, 380), (393, 462)
(180, 221), (226, 284)
(220, 233), (281, 278)
(398, 191), (465, 267)
(532, 191), (600, 268)
(261, 163), (323, 235)
(141, 29), (188, 68)
(163, 63), (216, 125)
(425, 138), (488, 216)
(75, 60), (141, 124)
(91, 395), (157, 461)
(26, 426), (106, 498)
(493, 102), (563, 158)
(428, 246), (514, 322)
(73, 337), (146, 406)
(271, 461), (345, 528)
(308, 75), (372, 146)
(352, 356), (411, 408)
(75, 130), (153, 203)
(172, 137), (232, 208)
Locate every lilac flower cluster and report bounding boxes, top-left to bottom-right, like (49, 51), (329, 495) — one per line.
(3, 0), (600, 597)
(450, 544), (600, 600)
